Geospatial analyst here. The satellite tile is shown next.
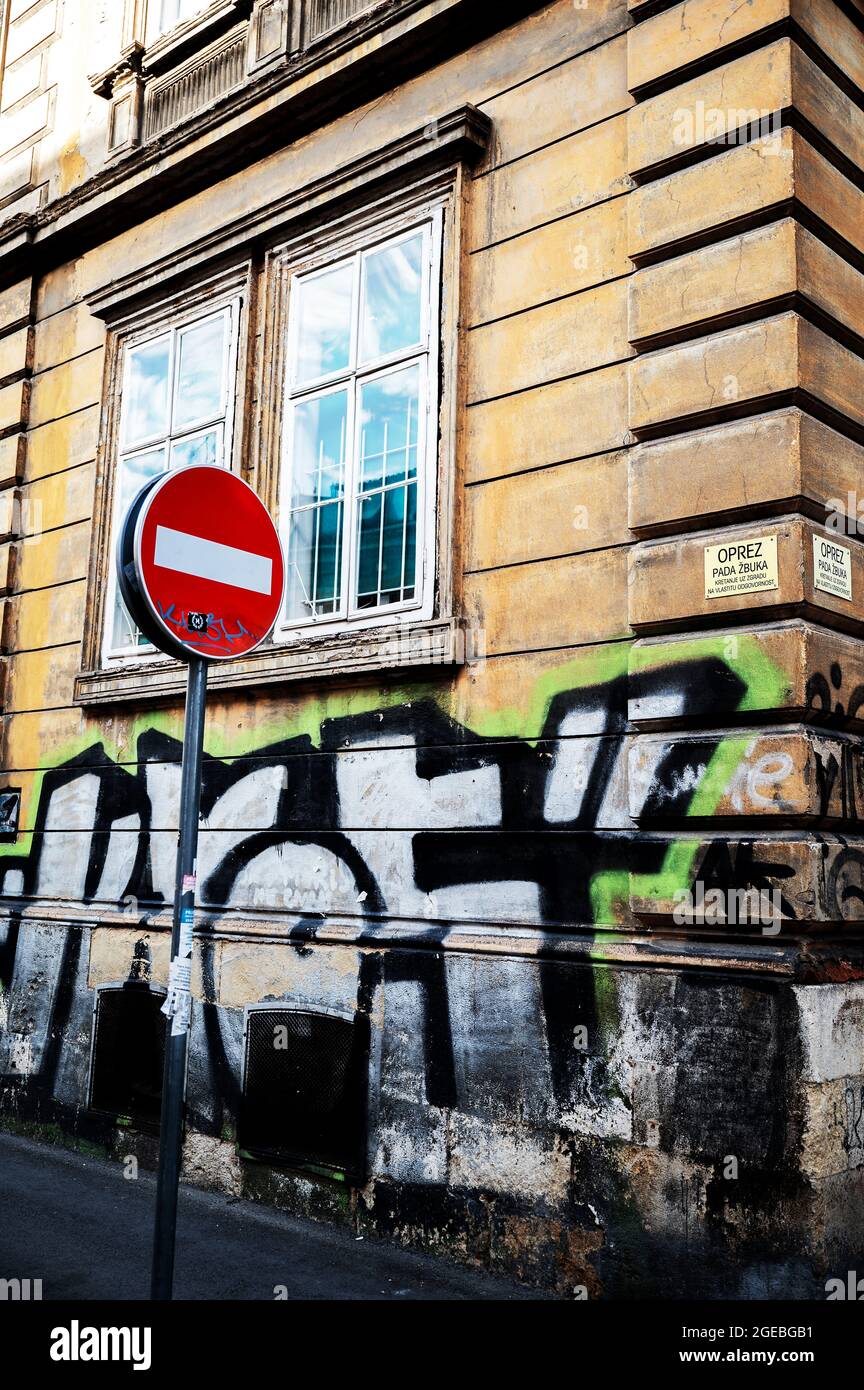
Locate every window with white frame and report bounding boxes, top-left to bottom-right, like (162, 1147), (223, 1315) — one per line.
(280, 215), (441, 632)
(104, 300), (239, 660)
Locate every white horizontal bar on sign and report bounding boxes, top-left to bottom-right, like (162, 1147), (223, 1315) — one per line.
(153, 525), (273, 595)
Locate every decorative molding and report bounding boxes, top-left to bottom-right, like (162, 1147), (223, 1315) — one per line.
(107, 83), (143, 155)
(247, 0), (296, 74)
(85, 104), (491, 317)
(0, 0), (535, 291)
(75, 617), (466, 706)
(89, 41), (146, 100)
(1, 893), (852, 980)
(143, 24), (248, 140)
(0, 213), (34, 258)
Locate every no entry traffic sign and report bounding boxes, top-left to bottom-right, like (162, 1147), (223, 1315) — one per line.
(114, 464), (284, 1301)
(117, 464), (284, 662)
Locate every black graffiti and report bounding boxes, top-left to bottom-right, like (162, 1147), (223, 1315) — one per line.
(841, 1084), (864, 1157)
(695, 839), (798, 922)
(806, 663), (864, 725)
(826, 845), (864, 919)
(2, 657), (808, 1128)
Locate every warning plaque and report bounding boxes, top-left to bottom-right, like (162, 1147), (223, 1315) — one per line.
(813, 534), (852, 600)
(704, 535), (778, 601)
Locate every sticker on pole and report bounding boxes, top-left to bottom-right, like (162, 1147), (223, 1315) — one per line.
(117, 465), (285, 661)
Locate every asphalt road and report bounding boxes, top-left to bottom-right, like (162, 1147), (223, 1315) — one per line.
(0, 1130), (543, 1300)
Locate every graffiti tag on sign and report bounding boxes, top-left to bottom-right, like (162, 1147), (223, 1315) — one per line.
(704, 536), (778, 601)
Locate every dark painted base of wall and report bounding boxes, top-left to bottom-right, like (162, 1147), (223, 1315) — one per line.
(3, 1097), (861, 1300)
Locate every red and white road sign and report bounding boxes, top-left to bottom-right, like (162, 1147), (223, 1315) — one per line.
(132, 465), (284, 661)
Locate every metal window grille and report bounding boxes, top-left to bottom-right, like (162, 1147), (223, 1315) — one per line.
(89, 985), (166, 1131)
(239, 1007), (369, 1180)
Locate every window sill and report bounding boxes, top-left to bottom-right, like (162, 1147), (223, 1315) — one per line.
(144, 1), (253, 77)
(74, 616), (465, 707)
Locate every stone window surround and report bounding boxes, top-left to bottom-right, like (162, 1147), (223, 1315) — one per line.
(74, 105), (491, 707)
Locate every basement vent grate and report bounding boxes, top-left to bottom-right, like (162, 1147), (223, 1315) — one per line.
(89, 985), (166, 1131)
(239, 1008), (369, 1180)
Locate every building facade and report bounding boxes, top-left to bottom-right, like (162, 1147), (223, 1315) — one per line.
(0, 0), (863, 1298)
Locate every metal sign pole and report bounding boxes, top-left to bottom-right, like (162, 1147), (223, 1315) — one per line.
(150, 655), (208, 1301)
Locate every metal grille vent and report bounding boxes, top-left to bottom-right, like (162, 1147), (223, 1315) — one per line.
(89, 985), (166, 1131)
(239, 1008), (369, 1179)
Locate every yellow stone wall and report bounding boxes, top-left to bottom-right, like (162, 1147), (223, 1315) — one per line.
(1, 0), (864, 1299)
(0, 0), (863, 930)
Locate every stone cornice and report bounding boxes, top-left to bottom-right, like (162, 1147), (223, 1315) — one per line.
(0, 0), (542, 289)
(89, 41), (146, 100)
(85, 104), (491, 318)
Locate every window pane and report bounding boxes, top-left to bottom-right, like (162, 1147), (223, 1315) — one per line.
(285, 391), (347, 621)
(403, 479), (417, 598)
(360, 232), (424, 362)
(285, 501), (344, 621)
(173, 315), (227, 432)
(291, 392), (347, 509)
(358, 364), (420, 492)
(159, 0), (207, 31)
(380, 485), (406, 596)
(117, 447), (166, 513)
(111, 593), (140, 653)
(315, 499), (343, 607)
(356, 480), (417, 609)
(356, 493), (381, 608)
(111, 448), (166, 651)
(294, 263), (353, 384)
(123, 336), (170, 446)
(170, 428), (220, 470)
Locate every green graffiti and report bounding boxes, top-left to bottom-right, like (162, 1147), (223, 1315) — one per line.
(590, 632), (788, 927)
(2, 633), (788, 939)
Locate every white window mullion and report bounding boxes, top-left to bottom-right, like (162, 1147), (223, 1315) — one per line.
(401, 371), (417, 604)
(342, 374), (360, 623)
(349, 254), (362, 373)
(219, 304), (236, 466)
(340, 253), (362, 621)
(167, 327), (180, 465)
(415, 352), (429, 605)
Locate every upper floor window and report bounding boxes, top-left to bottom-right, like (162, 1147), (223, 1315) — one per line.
(279, 215), (441, 634)
(105, 299), (240, 660)
(148, 0), (212, 40)
(90, 200), (451, 690)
